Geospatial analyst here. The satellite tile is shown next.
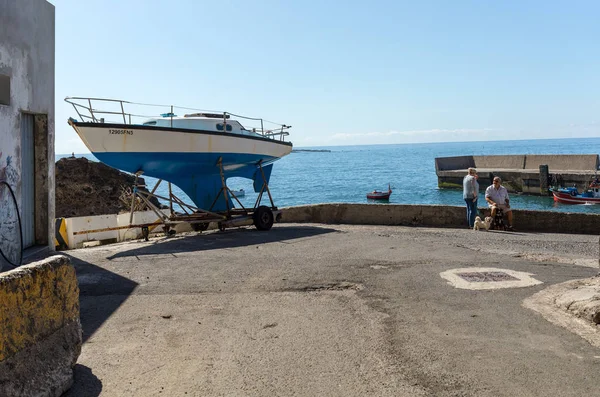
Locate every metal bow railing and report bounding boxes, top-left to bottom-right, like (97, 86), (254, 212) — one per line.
(65, 97), (291, 142)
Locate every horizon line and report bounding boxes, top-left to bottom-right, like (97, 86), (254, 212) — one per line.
(55, 135), (600, 155)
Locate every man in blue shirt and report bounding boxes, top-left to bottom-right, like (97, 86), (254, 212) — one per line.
(485, 177), (514, 230)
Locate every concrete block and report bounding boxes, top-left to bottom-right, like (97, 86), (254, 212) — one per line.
(524, 154), (599, 171)
(66, 214), (118, 249)
(474, 155), (525, 170)
(435, 156), (474, 172)
(116, 210), (169, 241)
(0, 255), (81, 397)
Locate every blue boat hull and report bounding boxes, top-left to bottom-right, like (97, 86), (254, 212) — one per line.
(69, 120), (292, 212)
(95, 151), (276, 211)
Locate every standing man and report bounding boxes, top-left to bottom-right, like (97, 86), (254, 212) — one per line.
(462, 167), (479, 228)
(485, 177), (514, 230)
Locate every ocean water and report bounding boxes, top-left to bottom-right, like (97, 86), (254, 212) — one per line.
(57, 137), (600, 214)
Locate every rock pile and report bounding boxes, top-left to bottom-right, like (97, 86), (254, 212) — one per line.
(55, 157), (160, 218)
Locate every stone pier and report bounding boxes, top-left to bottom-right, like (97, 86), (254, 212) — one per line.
(435, 154), (599, 195)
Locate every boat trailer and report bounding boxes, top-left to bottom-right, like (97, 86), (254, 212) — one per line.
(127, 159), (282, 240)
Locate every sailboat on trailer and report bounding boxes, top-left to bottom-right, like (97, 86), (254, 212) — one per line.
(66, 97), (293, 215)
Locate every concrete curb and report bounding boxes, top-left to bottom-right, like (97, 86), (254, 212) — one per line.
(523, 278), (600, 348)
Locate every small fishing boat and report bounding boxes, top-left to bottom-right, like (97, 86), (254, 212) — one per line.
(552, 179), (600, 204)
(367, 184), (392, 200)
(230, 189), (245, 197)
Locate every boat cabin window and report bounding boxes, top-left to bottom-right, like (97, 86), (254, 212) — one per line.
(143, 121), (157, 125)
(216, 123), (233, 132)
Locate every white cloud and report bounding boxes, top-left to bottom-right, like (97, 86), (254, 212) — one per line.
(315, 128), (503, 146)
(294, 123), (600, 147)
(332, 128), (498, 140)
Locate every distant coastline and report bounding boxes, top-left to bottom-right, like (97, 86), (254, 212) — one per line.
(292, 149), (331, 153)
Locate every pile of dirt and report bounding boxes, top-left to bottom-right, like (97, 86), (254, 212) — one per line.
(55, 157), (161, 218)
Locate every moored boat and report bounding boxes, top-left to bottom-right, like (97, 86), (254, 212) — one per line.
(552, 180), (600, 204)
(367, 184), (392, 200)
(66, 97), (292, 212)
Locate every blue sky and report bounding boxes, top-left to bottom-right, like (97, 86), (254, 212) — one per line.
(52, 0), (599, 154)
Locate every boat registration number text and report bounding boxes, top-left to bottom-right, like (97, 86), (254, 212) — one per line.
(109, 129), (133, 135)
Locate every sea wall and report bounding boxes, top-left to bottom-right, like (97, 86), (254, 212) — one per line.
(435, 154), (599, 194)
(281, 203), (600, 235)
(54, 204), (600, 246)
(0, 255), (81, 397)
(435, 154), (599, 172)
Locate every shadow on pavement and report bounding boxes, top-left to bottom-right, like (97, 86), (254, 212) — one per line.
(64, 254), (139, 342)
(62, 364), (102, 397)
(106, 225), (337, 260)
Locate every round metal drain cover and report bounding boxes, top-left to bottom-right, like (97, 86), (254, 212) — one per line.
(457, 271), (519, 283)
(440, 267), (542, 290)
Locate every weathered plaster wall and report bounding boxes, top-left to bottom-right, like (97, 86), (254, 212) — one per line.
(0, 255), (81, 397)
(0, 0), (55, 258)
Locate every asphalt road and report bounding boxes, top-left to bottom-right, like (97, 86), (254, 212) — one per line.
(63, 224), (600, 397)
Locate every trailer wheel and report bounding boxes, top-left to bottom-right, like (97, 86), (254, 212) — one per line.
(141, 226), (149, 241)
(253, 206), (274, 231)
(192, 222), (209, 232)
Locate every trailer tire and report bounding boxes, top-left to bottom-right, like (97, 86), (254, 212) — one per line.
(253, 206), (274, 231)
(192, 222), (209, 232)
(141, 226), (149, 241)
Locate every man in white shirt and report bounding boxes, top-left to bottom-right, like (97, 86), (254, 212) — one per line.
(485, 177), (514, 230)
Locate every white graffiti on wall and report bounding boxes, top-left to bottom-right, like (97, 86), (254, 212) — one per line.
(0, 151), (21, 267)
(0, 152), (18, 185)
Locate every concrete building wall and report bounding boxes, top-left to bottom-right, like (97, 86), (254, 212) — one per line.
(0, 0), (55, 267)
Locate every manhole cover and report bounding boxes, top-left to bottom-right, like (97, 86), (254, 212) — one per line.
(457, 271), (519, 282)
(440, 267), (543, 290)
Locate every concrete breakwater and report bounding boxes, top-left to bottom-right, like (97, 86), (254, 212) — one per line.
(435, 154), (599, 195)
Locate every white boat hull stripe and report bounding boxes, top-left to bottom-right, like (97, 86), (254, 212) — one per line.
(73, 124), (292, 158)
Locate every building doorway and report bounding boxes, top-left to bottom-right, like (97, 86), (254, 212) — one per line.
(20, 113), (35, 248)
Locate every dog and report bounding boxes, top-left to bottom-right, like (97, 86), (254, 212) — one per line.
(473, 216), (492, 231)
(484, 216), (493, 228)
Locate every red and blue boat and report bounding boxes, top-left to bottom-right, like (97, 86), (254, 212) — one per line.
(552, 179), (600, 204)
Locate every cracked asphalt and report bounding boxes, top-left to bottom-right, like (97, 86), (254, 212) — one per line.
(63, 224), (600, 397)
